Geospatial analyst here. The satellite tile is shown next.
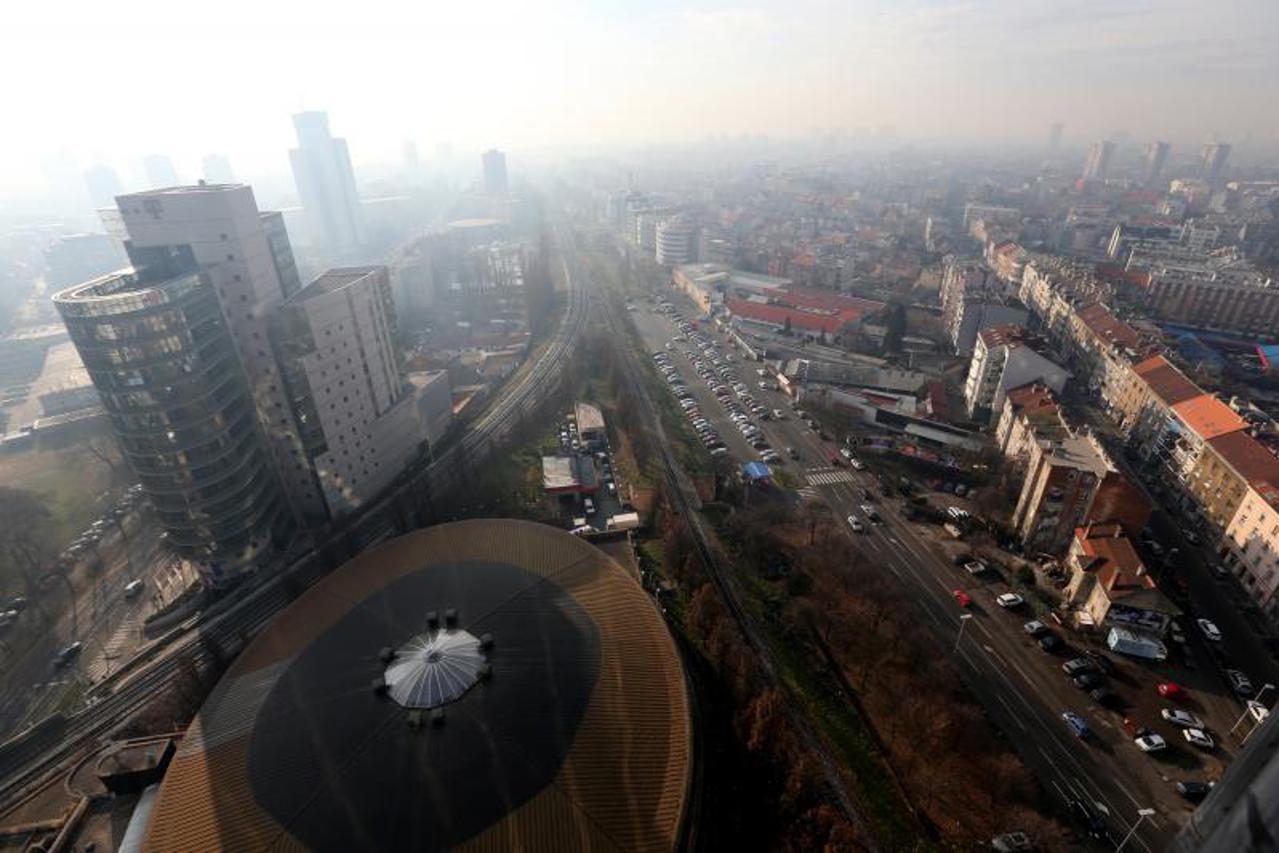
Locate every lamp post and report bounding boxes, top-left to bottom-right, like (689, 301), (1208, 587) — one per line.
(1230, 682), (1275, 742)
(1115, 808), (1156, 852)
(953, 613), (973, 653)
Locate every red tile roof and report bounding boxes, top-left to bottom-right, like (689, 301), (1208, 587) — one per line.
(1133, 355), (1202, 406)
(1005, 382), (1059, 418)
(1172, 395), (1246, 441)
(1076, 302), (1143, 350)
(978, 323), (1026, 349)
(726, 300), (847, 334)
(1208, 430), (1279, 491)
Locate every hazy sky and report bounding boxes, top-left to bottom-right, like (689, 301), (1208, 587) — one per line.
(3, 0), (1277, 195)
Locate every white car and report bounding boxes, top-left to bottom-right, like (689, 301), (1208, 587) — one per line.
(1135, 733), (1167, 752)
(1161, 708), (1205, 729)
(848, 457), (866, 471)
(1183, 728), (1215, 749)
(996, 593), (1024, 609)
(947, 506), (970, 521)
(1197, 618), (1223, 642)
(846, 516), (865, 533)
(1247, 700), (1271, 723)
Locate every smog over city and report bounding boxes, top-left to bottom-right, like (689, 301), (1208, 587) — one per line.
(0, 1), (1278, 851)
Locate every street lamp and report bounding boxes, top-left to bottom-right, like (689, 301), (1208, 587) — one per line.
(1115, 808), (1156, 853)
(953, 613), (973, 652)
(1230, 682), (1275, 743)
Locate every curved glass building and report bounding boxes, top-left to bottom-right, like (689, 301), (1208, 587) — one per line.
(54, 267), (292, 586)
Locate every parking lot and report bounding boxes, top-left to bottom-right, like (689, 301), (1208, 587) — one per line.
(628, 289), (1275, 848)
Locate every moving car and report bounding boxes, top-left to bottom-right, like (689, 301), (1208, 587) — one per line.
(1062, 657), (1098, 677)
(952, 589), (972, 608)
(1197, 618), (1223, 642)
(1023, 620), (1049, 637)
(54, 642), (83, 668)
(1157, 682), (1185, 700)
(1068, 797), (1106, 839)
(846, 516), (865, 533)
(1038, 633), (1065, 653)
(1061, 711), (1090, 739)
(996, 593), (1024, 609)
(124, 579), (145, 599)
(1073, 672), (1105, 690)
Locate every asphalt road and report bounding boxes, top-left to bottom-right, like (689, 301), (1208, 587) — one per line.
(629, 293), (1240, 850)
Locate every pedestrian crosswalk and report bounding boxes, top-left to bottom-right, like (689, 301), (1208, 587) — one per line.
(85, 614), (141, 683)
(804, 467), (856, 485)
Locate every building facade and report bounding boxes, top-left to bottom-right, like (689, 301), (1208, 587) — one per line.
(271, 267), (425, 520)
(54, 268), (292, 586)
(655, 216), (697, 266)
(482, 149), (509, 195)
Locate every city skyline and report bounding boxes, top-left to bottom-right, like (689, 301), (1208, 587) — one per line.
(2, 0), (1277, 197)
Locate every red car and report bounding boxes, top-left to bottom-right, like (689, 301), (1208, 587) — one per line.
(953, 589), (972, 608)
(1158, 682), (1184, 700)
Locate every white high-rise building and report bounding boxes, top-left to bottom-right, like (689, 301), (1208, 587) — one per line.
(289, 111), (365, 252)
(1081, 140), (1116, 180)
(656, 215), (697, 265)
(112, 183), (325, 521)
(271, 267), (427, 518)
(143, 154), (180, 188)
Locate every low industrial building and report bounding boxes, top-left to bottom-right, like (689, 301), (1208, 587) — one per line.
(541, 454), (599, 494)
(574, 401), (607, 448)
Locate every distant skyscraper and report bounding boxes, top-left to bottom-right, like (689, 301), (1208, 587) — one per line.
(1141, 141), (1171, 186)
(403, 140), (421, 172)
(1200, 142), (1232, 184)
(83, 164), (122, 207)
(143, 154), (180, 188)
(1081, 140), (1116, 180)
(482, 149), (509, 195)
(202, 154), (236, 183)
(1047, 122), (1063, 152)
(289, 110), (365, 252)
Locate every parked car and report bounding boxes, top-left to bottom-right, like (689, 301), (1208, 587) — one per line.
(54, 642), (83, 668)
(1023, 620), (1049, 637)
(124, 579), (145, 599)
(1183, 728), (1215, 749)
(1157, 682), (1185, 700)
(1135, 733), (1167, 753)
(1062, 657), (1098, 677)
(1176, 781), (1212, 802)
(1161, 708), (1205, 729)
(996, 593), (1024, 609)
(846, 516), (865, 533)
(1225, 669), (1255, 697)
(1073, 672), (1106, 690)
(1209, 563), (1231, 581)
(1038, 633), (1066, 653)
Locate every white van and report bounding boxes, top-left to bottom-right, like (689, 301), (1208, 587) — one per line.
(583, 497), (596, 515)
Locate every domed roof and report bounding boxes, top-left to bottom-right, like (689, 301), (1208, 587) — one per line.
(142, 519), (691, 852)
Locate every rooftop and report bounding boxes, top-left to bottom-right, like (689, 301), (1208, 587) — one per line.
(1005, 383), (1059, 419)
(978, 323), (1026, 349)
(1133, 355), (1202, 406)
(293, 266), (382, 302)
(1208, 430), (1279, 491)
(1075, 302), (1143, 351)
(141, 520), (691, 853)
(1172, 394), (1247, 441)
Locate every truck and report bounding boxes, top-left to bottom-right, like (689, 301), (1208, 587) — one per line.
(1107, 627), (1168, 661)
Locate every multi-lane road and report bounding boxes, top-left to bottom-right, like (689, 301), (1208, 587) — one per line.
(625, 290), (1262, 849)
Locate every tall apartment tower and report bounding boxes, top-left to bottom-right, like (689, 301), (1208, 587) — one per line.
(1081, 140), (1116, 180)
(83, 164), (123, 207)
(104, 184), (327, 527)
(1047, 122), (1064, 153)
(289, 111), (365, 252)
(271, 266), (426, 520)
(1141, 141), (1171, 186)
(1200, 142), (1232, 184)
(202, 154), (235, 184)
(482, 149), (509, 195)
(54, 264), (293, 587)
(143, 154), (180, 188)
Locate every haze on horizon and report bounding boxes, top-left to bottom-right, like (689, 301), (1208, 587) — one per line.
(2, 0), (1277, 197)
